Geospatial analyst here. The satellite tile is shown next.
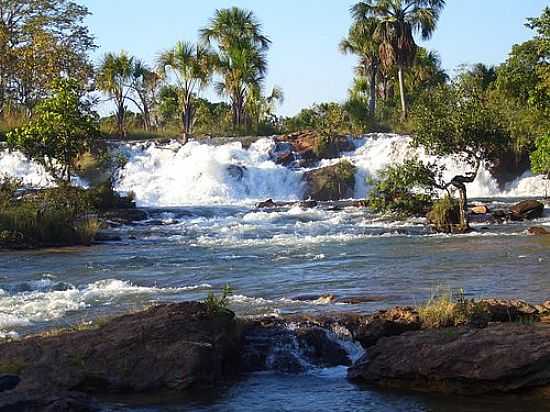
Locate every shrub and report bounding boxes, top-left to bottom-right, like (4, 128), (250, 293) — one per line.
(531, 134), (550, 178)
(204, 285), (234, 315)
(426, 196), (465, 233)
(367, 159), (442, 216)
(419, 288), (488, 328)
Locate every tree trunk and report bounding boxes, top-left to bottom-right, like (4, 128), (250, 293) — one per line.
(397, 65), (407, 121)
(116, 101), (126, 137)
(369, 64), (377, 117)
(180, 103), (193, 146)
(456, 182), (467, 232)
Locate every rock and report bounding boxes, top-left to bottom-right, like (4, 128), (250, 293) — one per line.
(0, 391), (99, 412)
(256, 199), (277, 209)
(298, 200), (318, 209)
(510, 200), (545, 221)
(93, 232), (122, 242)
(0, 375), (20, 392)
(102, 208), (148, 225)
(478, 298), (540, 322)
(348, 323), (550, 397)
(240, 317), (351, 374)
(426, 202), (464, 234)
(303, 161), (356, 201)
(471, 205), (489, 214)
(273, 131), (355, 167)
(227, 164), (246, 180)
(353, 307), (421, 348)
(0, 302), (240, 396)
(529, 226), (550, 235)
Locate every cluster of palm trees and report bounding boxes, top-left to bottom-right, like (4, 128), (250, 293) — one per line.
(341, 0), (447, 120)
(97, 7), (283, 142)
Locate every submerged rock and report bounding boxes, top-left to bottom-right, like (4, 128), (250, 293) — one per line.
(102, 208), (148, 225)
(529, 226), (550, 235)
(303, 161), (356, 201)
(348, 323), (550, 397)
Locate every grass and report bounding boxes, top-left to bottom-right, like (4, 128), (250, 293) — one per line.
(418, 288), (488, 328)
(204, 285), (234, 315)
(427, 196), (465, 233)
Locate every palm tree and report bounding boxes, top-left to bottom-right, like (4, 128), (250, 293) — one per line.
(352, 0), (446, 120)
(245, 85), (284, 132)
(157, 41), (214, 144)
(340, 18), (380, 116)
(200, 7), (271, 128)
(130, 60), (161, 132)
(97, 51), (135, 137)
(405, 48), (448, 93)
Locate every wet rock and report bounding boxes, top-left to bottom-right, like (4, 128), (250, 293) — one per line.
(303, 161), (356, 201)
(0, 375), (20, 392)
(0, 391), (99, 412)
(241, 318), (351, 374)
(348, 323), (550, 397)
(353, 307), (421, 348)
(510, 200), (544, 221)
(102, 208), (148, 225)
(426, 202), (465, 234)
(0, 302), (240, 396)
(296, 327), (351, 367)
(227, 164), (247, 180)
(471, 205), (490, 214)
(299, 200), (318, 209)
(93, 232), (122, 242)
(256, 199), (277, 209)
(529, 226), (550, 235)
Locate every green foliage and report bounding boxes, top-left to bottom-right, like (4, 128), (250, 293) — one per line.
(531, 134), (550, 177)
(426, 196), (463, 234)
(419, 288), (489, 328)
(367, 159), (442, 216)
(204, 285), (234, 315)
(7, 78), (100, 181)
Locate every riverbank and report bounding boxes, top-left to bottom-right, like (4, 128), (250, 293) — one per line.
(1, 297), (550, 411)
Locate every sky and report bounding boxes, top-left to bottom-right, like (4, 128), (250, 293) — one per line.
(82, 0), (549, 117)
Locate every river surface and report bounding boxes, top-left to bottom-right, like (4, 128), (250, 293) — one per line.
(1, 135), (550, 411)
(1, 202), (549, 411)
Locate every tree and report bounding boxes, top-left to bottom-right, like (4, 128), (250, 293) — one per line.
(200, 7), (270, 128)
(411, 83), (508, 229)
(130, 60), (161, 132)
(340, 17), (380, 116)
(244, 85), (284, 133)
(531, 134), (550, 179)
(352, 0), (446, 120)
(7, 78), (99, 182)
(96, 51), (135, 137)
(0, 0), (95, 116)
(157, 41), (214, 144)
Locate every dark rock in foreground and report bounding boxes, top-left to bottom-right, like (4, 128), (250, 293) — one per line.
(348, 323), (550, 397)
(0, 302), (240, 409)
(529, 226), (550, 235)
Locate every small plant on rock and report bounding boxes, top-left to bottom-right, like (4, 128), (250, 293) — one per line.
(204, 285), (234, 315)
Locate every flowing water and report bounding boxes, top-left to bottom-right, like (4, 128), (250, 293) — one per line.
(1, 135), (549, 411)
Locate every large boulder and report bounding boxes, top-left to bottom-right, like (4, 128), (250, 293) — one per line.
(348, 323), (550, 397)
(272, 131), (355, 167)
(510, 200), (545, 221)
(303, 161), (356, 201)
(0, 302), (240, 401)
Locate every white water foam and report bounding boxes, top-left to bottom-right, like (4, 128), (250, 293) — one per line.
(0, 149), (55, 187)
(116, 139), (304, 206)
(1, 134), (546, 206)
(0, 279), (212, 336)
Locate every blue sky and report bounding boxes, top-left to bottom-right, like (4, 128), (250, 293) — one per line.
(83, 0), (548, 117)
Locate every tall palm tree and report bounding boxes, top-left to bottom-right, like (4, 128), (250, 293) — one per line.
(405, 48), (448, 93)
(200, 7), (271, 128)
(352, 0), (446, 120)
(157, 41), (214, 144)
(340, 18), (380, 116)
(97, 51), (134, 137)
(130, 60), (161, 132)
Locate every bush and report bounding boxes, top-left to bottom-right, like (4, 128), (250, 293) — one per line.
(426, 196), (464, 233)
(204, 285), (234, 315)
(419, 288), (488, 328)
(367, 159), (441, 216)
(531, 134), (550, 177)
